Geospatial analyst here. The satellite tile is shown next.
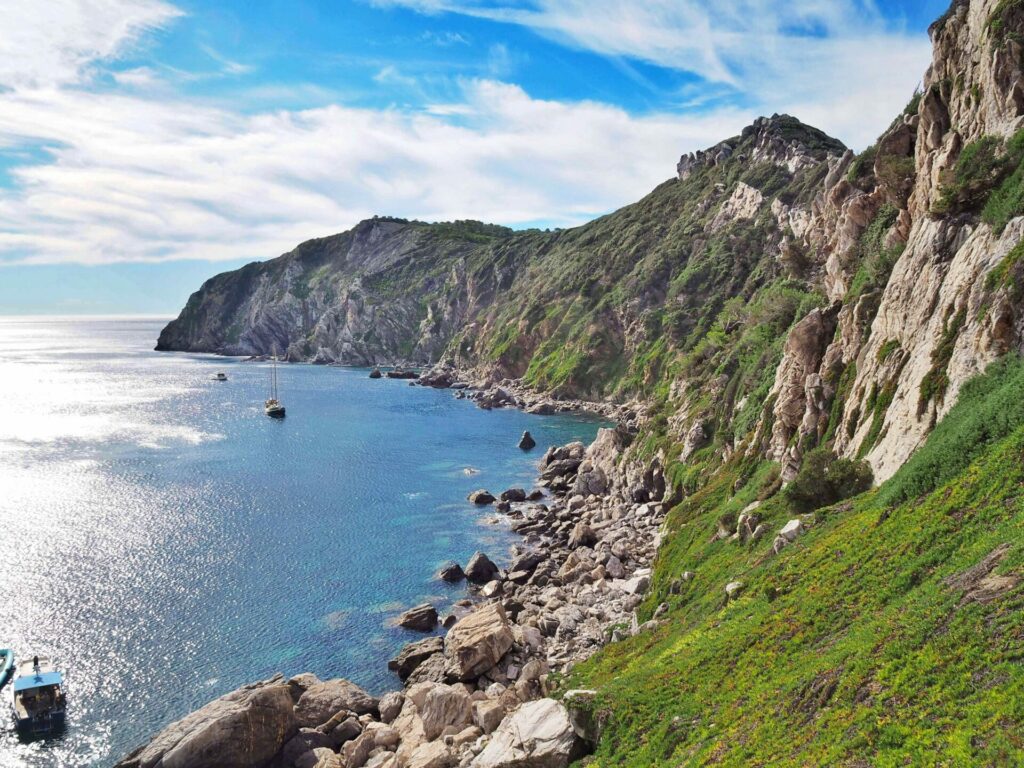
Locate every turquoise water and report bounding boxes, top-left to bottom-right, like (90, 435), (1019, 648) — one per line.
(0, 317), (605, 768)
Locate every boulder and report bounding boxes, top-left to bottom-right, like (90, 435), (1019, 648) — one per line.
(779, 518), (804, 542)
(405, 653), (449, 685)
(114, 676), (297, 768)
(296, 748), (342, 768)
(468, 490), (496, 505)
(563, 689), (601, 745)
(295, 679), (378, 727)
(398, 603), (439, 632)
(500, 488), (527, 502)
(473, 699), (506, 734)
(438, 562), (465, 582)
(406, 741), (455, 768)
(378, 692), (405, 724)
(419, 684), (474, 740)
(389, 636), (444, 680)
(444, 602), (515, 681)
(725, 581), (745, 600)
(465, 552), (500, 584)
(471, 699), (581, 767)
(518, 431), (537, 450)
(567, 523), (597, 549)
(280, 728), (334, 767)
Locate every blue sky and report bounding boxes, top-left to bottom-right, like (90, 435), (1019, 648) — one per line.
(0, 0), (948, 314)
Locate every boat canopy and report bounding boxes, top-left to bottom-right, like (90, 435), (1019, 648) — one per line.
(14, 672), (63, 692)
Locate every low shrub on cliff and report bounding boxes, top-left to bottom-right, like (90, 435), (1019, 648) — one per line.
(880, 354), (1024, 507)
(783, 448), (873, 513)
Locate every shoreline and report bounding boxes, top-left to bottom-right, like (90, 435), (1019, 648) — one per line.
(117, 362), (665, 768)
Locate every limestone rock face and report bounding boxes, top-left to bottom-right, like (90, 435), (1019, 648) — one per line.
(471, 699), (580, 768)
(444, 602), (514, 681)
(114, 676), (297, 768)
(294, 679), (379, 727)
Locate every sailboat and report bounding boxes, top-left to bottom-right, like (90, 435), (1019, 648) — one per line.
(265, 347), (286, 418)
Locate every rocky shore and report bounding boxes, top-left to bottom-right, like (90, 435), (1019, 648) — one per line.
(116, 369), (668, 768)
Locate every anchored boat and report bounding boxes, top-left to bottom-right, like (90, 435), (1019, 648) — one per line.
(211, 371), (228, 381)
(265, 348), (286, 418)
(12, 655), (66, 733)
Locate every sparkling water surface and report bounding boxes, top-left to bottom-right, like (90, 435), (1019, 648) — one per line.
(0, 317), (606, 768)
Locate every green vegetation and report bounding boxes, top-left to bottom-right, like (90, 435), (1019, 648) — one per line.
(880, 355), (1024, 506)
(845, 204), (903, 302)
(919, 307), (967, 412)
(988, 0), (1024, 44)
(933, 135), (1007, 215)
(566, 358), (1024, 765)
(981, 129), (1024, 233)
(986, 240), (1024, 303)
(783, 448), (873, 513)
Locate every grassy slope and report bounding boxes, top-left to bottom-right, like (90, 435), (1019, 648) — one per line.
(566, 359), (1024, 766)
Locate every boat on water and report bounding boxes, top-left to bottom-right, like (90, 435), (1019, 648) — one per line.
(265, 349), (286, 418)
(0, 649), (13, 689)
(211, 371), (228, 381)
(12, 655), (66, 733)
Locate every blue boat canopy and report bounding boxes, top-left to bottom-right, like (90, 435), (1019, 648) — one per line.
(14, 672), (63, 692)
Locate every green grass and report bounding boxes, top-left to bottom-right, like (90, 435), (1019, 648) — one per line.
(566, 358), (1024, 766)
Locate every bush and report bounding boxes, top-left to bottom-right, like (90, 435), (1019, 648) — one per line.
(933, 136), (1006, 214)
(878, 355), (1024, 506)
(784, 448), (874, 513)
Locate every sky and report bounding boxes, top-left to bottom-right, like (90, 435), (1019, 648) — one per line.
(0, 0), (949, 314)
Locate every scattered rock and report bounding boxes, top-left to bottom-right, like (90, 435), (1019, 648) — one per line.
(398, 603), (439, 632)
(471, 699), (582, 768)
(444, 602), (515, 681)
(378, 691), (405, 724)
(500, 488), (527, 502)
(419, 684), (474, 740)
(518, 431), (537, 450)
(724, 581), (745, 600)
(388, 636), (444, 680)
(779, 519), (804, 542)
(295, 679), (379, 727)
(465, 552), (500, 584)
(468, 490), (496, 505)
(438, 562), (465, 582)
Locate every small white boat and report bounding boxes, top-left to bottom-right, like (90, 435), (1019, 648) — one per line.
(211, 372), (228, 382)
(13, 655), (66, 733)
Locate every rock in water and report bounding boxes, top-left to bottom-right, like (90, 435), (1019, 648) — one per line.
(500, 488), (527, 502)
(468, 489), (496, 505)
(471, 698), (582, 767)
(369, 367), (382, 379)
(518, 431), (536, 450)
(398, 603), (440, 631)
(114, 676), (297, 768)
(438, 561), (465, 582)
(388, 636), (444, 680)
(444, 602), (514, 681)
(464, 551), (499, 583)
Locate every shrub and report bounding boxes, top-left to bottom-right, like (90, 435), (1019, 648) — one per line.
(784, 448), (874, 513)
(933, 136), (1006, 214)
(878, 355), (1024, 506)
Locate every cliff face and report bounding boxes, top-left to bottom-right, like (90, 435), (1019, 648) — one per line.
(160, 0), (1024, 487)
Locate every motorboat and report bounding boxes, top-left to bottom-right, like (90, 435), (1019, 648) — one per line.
(211, 372), (228, 381)
(12, 655), (66, 733)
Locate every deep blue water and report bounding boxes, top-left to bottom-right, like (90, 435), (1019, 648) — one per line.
(0, 317), (605, 768)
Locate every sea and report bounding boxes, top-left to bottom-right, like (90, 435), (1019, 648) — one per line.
(0, 316), (606, 768)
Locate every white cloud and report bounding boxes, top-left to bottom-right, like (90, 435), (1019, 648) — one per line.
(0, 0), (935, 268)
(0, 79), (748, 265)
(0, 0), (182, 88)
(371, 0), (932, 147)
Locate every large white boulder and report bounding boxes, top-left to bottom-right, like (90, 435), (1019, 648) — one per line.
(471, 699), (580, 768)
(444, 602), (514, 681)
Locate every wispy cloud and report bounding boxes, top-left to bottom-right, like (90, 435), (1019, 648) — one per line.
(371, 0), (931, 145)
(0, 0), (182, 88)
